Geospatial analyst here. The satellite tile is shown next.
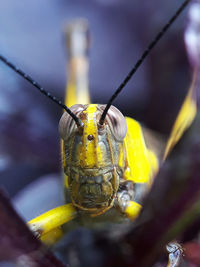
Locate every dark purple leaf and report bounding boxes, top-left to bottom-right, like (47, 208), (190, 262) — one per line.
(184, 242), (200, 266)
(0, 189), (67, 267)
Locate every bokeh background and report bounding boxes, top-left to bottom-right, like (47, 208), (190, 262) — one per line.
(0, 0), (190, 220)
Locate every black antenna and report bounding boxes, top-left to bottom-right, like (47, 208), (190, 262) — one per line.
(0, 55), (82, 127)
(99, 0), (192, 125)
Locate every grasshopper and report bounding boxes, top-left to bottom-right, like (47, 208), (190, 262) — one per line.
(0, 0), (197, 265)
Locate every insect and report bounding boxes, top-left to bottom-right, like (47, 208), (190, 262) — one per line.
(0, 0), (197, 265)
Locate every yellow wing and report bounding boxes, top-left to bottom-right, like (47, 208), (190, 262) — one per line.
(141, 69), (198, 164)
(163, 69), (198, 160)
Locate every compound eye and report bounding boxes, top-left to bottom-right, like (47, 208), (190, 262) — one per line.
(59, 104), (85, 141)
(99, 105), (127, 141)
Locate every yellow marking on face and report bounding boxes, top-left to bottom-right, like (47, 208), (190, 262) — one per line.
(61, 139), (69, 188)
(78, 104), (102, 168)
(64, 174), (69, 188)
(61, 140), (66, 168)
(118, 144), (124, 169)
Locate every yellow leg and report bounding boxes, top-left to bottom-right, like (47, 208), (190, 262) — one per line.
(41, 227), (64, 246)
(28, 203), (77, 245)
(124, 201), (142, 220)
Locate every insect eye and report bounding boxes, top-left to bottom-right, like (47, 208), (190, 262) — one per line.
(59, 104), (85, 141)
(99, 105), (127, 141)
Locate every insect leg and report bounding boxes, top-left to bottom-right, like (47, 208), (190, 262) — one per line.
(115, 117), (159, 220)
(116, 181), (148, 220)
(28, 204), (77, 245)
(65, 19), (90, 107)
(166, 241), (184, 267)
